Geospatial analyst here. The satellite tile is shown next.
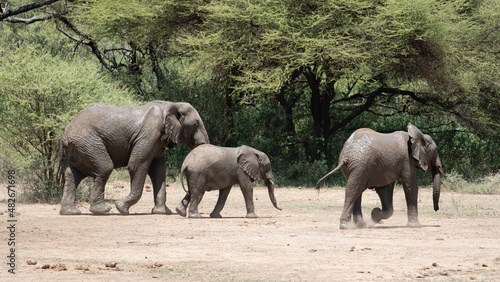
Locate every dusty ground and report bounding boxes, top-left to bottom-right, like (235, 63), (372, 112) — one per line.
(1, 181), (499, 281)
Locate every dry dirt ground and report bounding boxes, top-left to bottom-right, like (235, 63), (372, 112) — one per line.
(1, 181), (499, 281)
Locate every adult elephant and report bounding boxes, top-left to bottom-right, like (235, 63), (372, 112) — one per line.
(59, 100), (209, 215)
(316, 124), (444, 229)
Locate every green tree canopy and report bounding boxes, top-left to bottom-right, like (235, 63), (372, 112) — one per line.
(0, 39), (137, 201)
(1, 0), (499, 193)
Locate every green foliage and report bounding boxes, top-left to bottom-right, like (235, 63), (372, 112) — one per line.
(1, 0), (498, 196)
(442, 171), (500, 194)
(73, 0), (202, 42)
(0, 30), (138, 202)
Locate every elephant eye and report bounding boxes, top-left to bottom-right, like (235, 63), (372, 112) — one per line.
(176, 112), (183, 121)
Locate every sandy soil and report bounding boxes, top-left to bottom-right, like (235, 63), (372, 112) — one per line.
(1, 181), (499, 281)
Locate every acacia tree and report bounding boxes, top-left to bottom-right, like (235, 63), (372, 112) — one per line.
(179, 0), (499, 160)
(3, 0), (498, 179)
(0, 42), (137, 201)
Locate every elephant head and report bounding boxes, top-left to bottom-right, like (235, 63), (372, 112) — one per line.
(408, 123), (444, 211)
(163, 101), (209, 149)
(237, 146), (282, 211)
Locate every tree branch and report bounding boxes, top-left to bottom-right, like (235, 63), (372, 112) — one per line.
(0, 0), (61, 21)
(379, 87), (429, 105)
(3, 14), (54, 24)
(327, 88), (380, 136)
(56, 16), (118, 75)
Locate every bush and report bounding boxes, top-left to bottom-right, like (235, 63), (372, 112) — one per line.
(442, 171), (500, 194)
(0, 45), (138, 203)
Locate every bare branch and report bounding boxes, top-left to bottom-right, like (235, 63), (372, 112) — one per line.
(56, 16), (118, 75)
(55, 20), (85, 43)
(0, 0), (61, 21)
(379, 88), (429, 105)
(3, 14), (54, 24)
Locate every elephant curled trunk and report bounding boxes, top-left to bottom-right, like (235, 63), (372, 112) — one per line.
(266, 179), (282, 211)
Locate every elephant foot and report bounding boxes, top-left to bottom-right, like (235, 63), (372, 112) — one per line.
(89, 202), (111, 215)
(406, 220), (422, 228)
(371, 207), (393, 224)
(339, 218), (353, 230)
(354, 218), (367, 229)
(60, 205), (82, 215)
(114, 200), (130, 215)
(188, 211), (202, 218)
(371, 207), (383, 223)
(152, 205), (172, 215)
(176, 199), (190, 217)
(245, 212), (258, 218)
(176, 205), (187, 217)
(210, 212), (222, 218)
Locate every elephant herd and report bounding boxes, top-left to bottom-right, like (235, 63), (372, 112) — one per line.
(59, 101), (443, 229)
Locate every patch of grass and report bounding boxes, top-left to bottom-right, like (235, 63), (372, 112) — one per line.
(109, 168), (131, 182)
(442, 171), (500, 194)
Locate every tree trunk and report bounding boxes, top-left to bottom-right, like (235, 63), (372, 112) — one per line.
(276, 89), (296, 134)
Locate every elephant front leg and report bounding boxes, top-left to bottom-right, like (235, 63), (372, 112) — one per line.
(240, 180), (257, 218)
(176, 193), (191, 217)
(371, 183), (395, 224)
(148, 158), (172, 215)
(210, 186), (232, 218)
(60, 165), (86, 215)
(403, 178), (421, 228)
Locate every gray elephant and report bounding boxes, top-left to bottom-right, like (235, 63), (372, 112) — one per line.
(59, 100), (209, 215)
(175, 144), (282, 218)
(316, 124), (444, 229)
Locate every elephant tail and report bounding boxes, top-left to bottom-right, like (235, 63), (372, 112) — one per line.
(56, 137), (67, 186)
(316, 160), (345, 189)
(180, 166), (189, 195)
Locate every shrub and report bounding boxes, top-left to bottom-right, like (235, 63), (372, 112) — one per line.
(442, 170), (500, 194)
(0, 46), (138, 203)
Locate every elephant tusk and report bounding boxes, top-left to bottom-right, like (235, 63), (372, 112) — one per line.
(269, 179), (275, 186)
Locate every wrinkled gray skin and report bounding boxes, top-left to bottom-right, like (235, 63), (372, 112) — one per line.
(59, 101), (209, 215)
(175, 144), (282, 218)
(316, 124), (444, 229)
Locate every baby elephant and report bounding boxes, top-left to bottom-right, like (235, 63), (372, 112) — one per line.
(176, 144), (282, 218)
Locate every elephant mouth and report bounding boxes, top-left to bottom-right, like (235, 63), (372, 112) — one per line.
(167, 142), (177, 149)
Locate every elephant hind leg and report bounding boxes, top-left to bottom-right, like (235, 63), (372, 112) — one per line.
(60, 165), (86, 215)
(210, 186), (232, 218)
(89, 171), (113, 214)
(187, 190), (205, 218)
(340, 177), (367, 229)
(353, 195), (366, 228)
(176, 193), (191, 217)
(87, 159), (114, 215)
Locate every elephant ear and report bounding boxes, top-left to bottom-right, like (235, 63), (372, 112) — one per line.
(408, 123), (429, 171)
(237, 146), (260, 181)
(164, 104), (183, 144)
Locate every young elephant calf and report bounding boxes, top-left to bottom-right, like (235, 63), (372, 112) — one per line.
(176, 144), (281, 218)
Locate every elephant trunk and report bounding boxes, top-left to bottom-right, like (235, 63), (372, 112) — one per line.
(432, 156), (444, 212)
(191, 130), (210, 148)
(266, 179), (282, 211)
